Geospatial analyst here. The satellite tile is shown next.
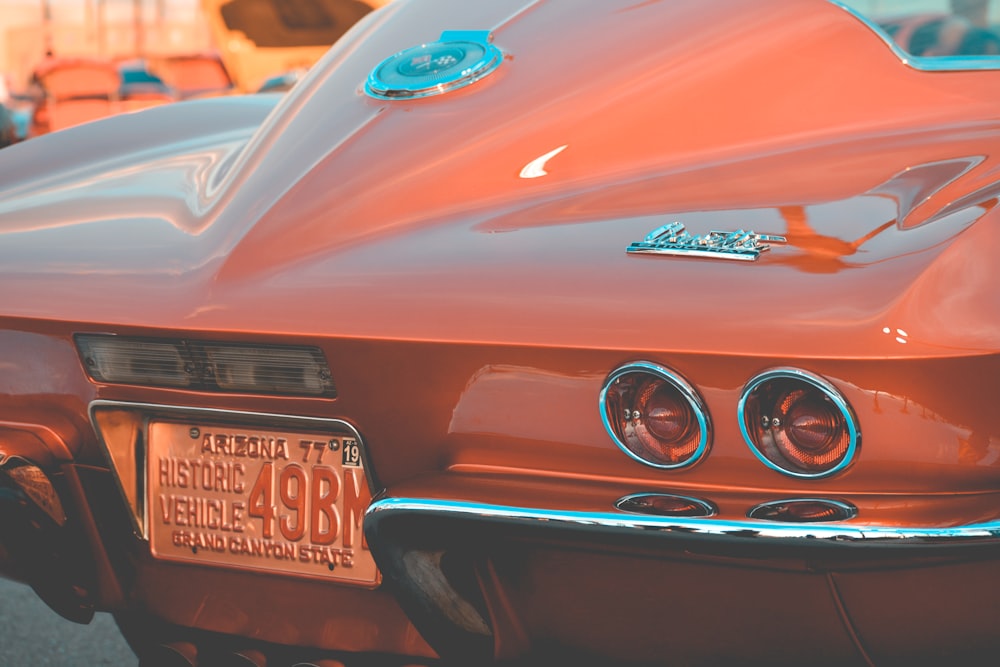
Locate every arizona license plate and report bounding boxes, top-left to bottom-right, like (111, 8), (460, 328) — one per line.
(146, 420), (379, 586)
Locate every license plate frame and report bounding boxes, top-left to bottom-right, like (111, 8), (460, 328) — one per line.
(146, 417), (379, 587)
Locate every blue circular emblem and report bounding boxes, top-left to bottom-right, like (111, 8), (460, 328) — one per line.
(365, 31), (502, 100)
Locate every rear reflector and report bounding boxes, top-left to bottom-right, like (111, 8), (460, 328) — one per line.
(196, 342), (332, 396)
(77, 337), (193, 388)
(75, 335), (336, 397)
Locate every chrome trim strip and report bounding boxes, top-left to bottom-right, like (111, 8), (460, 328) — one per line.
(368, 497), (1000, 545)
(738, 368), (861, 479)
(828, 0), (1000, 72)
(599, 362), (712, 470)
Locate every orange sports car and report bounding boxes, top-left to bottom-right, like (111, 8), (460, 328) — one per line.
(2, 1), (1000, 665)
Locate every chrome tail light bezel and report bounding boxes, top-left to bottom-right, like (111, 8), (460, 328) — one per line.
(600, 362), (712, 470)
(738, 368), (861, 479)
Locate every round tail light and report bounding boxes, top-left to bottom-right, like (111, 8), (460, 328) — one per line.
(739, 369), (859, 478)
(600, 363), (711, 469)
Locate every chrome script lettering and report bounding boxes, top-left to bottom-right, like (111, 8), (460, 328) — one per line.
(627, 222), (786, 261)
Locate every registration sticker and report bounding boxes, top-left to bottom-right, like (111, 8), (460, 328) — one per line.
(146, 420), (379, 586)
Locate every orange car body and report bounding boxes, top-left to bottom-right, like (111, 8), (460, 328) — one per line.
(2, 0), (1000, 665)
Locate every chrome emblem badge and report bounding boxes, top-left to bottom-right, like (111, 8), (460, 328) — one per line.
(365, 31), (503, 100)
(627, 222), (786, 262)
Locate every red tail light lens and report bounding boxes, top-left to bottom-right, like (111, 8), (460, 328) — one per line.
(739, 369), (859, 478)
(783, 393), (843, 467)
(748, 498), (857, 523)
(601, 363), (711, 469)
(616, 493), (716, 517)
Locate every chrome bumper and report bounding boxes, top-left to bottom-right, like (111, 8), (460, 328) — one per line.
(368, 497), (1000, 546)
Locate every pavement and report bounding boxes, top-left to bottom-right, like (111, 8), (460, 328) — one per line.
(0, 576), (136, 666)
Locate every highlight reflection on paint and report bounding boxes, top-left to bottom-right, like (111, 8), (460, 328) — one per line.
(519, 145), (568, 179)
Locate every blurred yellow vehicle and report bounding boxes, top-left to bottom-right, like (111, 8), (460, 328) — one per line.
(202, 0), (392, 92)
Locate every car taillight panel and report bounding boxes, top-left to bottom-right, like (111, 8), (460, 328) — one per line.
(75, 334), (336, 397)
(600, 362), (711, 469)
(739, 368), (860, 478)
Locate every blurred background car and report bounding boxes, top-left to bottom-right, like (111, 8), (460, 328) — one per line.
(0, 103), (16, 149)
(27, 56), (121, 137)
(202, 0), (391, 93)
(6, 98), (34, 142)
(145, 52), (235, 99)
(255, 68), (306, 94)
(876, 0), (1000, 56)
(0, 0), (393, 138)
(117, 58), (177, 110)
(0, 76), (18, 148)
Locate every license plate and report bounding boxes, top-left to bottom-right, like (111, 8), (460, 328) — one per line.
(146, 420), (379, 586)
